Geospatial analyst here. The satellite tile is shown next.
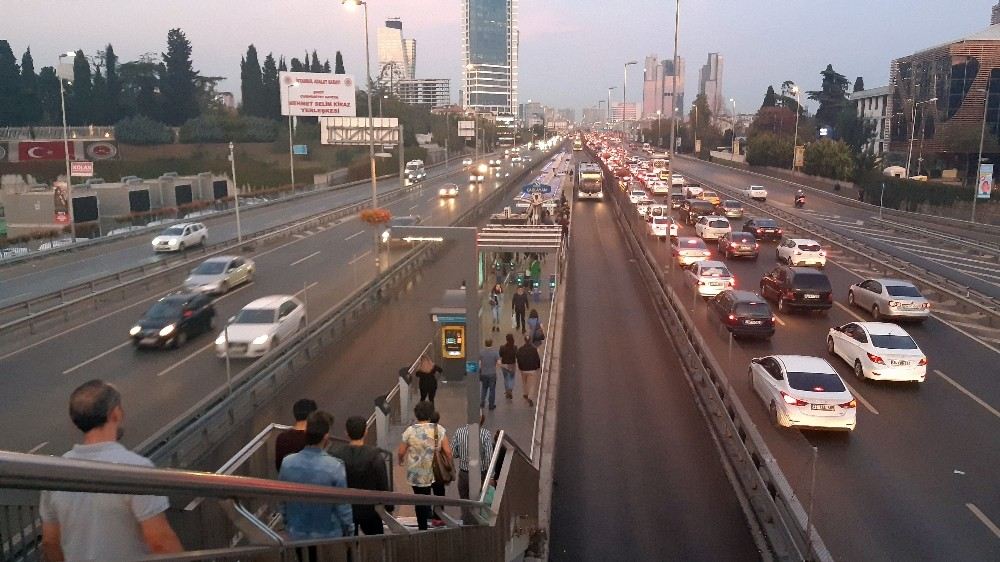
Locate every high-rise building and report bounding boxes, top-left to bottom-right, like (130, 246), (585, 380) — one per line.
(377, 18), (415, 89)
(581, 106), (604, 125)
(397, 78), (451, 107)
(557, 108), (576, 123)
(462, 0), (519, 116)
(611, 102), (639, 122)
(642, 55), (684, 119)
(699, 53), (724, 121)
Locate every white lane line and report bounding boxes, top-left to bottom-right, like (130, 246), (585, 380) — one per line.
(344, 230), (365, 241)
(63, 341), (132, 375)
(834, 301), (867, 322)
(295, 281), (320, 296)
(289, 251), (321, 266)
(934, 370), (1000, 420)
(842, 381), (879, 415)
(966, 503), (1000, 539)
(772, 315), (787, 326)
(349, 250), (372, 265)
(155, 342), (214, 378)
(409, 204), (419, 211)
(26, 441), (48, 454)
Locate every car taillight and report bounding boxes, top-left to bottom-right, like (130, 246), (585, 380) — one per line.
(771, 316), (777, 323)
(867, 352), (885, 365)
(755, 243), (760, 248)
(183, 311), (193, 319)
(922, 302), (931, 309)
(698, 281), (706, 286)
(756, 228), (763, 233)
(785, 291), (796, 300)
(827, 293), (834, 302)
(781, 391), (807, 406)
(839, 399), (858, 409)
(918, 357), (928, 366)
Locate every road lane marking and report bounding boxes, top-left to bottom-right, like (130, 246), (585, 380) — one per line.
(409, 204), (420, 211)
(289, 251), (321, 266)
(155, 342), (215, 378)
(966, 503), (1000, 539)
(344, 230), (365, 241)
(934, 370), (1000, 420)
(834, 301), (867, 322)
(349, 250), (372, 265)
(63, 341), (132, 375)
(26, 442), (48, 454)
(295, 282), (320, 296)
(841, 381), (879, 415)
(772, 315), (787, 326)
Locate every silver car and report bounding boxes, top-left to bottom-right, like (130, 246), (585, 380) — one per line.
(184, 256), (255, 295)
(848, 278), (930, 321)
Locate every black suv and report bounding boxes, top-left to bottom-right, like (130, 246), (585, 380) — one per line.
(130, 293), (216, 349)
(743, 217), (782, 241)
(759, 266), (833, 313)
(709, 290), (775, 339)
(680, 199), (716, 225)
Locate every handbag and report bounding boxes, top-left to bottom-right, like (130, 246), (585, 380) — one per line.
(432, 424), (455, 484)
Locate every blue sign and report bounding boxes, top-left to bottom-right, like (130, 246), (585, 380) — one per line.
(521, 182), (552, 195)
(293, 144), (309, 155)
(466, 360), (479, 374)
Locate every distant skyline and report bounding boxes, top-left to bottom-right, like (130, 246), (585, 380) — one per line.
(2, 1), (995, 118)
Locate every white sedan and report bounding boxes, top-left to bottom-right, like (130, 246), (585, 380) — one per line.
(183, 255), (255, 294)
(629, 189), (647, 204)
(695, 216), (732, 241)
(749, 355), (857, 432)
(684, 260), (735, 297)
(827, 322), (927, 382)
(215, 295), (306, 359)
(777, 238), (826, 267)
(152, 222), (207, 252)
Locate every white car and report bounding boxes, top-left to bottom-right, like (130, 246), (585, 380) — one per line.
(695, 216), (732, 241)
(462, 158), (473, 167)
(650, 181), (671, 195)
(827, 322), (927, 382)
(183, 255), (255, 294)
(777, 238), (826, 267)
(438, 183), (459, 198)
(636, 198), (656, 217)
(684, 260), (735, 297)
(215, 295), (306, 359)
(152, 222), (207, 252)
(673, 236), (712, 266)
(683, 184), (704, 198)
(629, 189), (647, 204)
(749, 355), (857, 432)
(848, 278), (931, 321)
(670, 173), (686, 186)
(649, 215), (678, 239)
(744, 185), (768, 201)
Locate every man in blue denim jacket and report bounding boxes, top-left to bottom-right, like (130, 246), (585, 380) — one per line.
(278, 410), (355, 539)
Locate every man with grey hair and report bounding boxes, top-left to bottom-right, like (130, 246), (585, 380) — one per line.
(40, 379), (183, 561)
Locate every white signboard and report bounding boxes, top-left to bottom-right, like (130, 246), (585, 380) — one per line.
(70, 161), (93, 177)
(280, 71), (356, 117)
(458, 120), (475, 138)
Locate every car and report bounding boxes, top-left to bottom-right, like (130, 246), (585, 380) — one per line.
(719, 232), (759, 260)
(646, 204), (671, 221)
(636, 198), (657, 217)
(684, 260), (735, 297)
(848, 278), (931, 321)
(777, 238), (826, 267)
(511, 155), (523, 164)
(470, 163), (488, 183)
(682, 183), (704, 198)
(716, 200), (744, 219)
(130, 293), (215, 349)
(380, 215), (423, 246)
(744, 185), (768, 201)
(404, 160), (426, 184)
(462, 158), (473, 167)
(215, 295), (306, 359)
(629, 188), (648, 204)
(669, 192), (686, 209)
(749, 355), (856, 432)
(742, 218), (782, 241)
(670, 173), (685, 186)
(699, 190), (722, 206)
(183, 256), (255, 294)
(438, 183), (460, 198)
(827, 322), (927, 382)
(672, 236), (712, 266)
(680, 199), (716, 225)
(695, 216), (732, 241)
(489, 158), (502, 168)
(760, 266), (833, 313)
(152, 222), (207, 252)
(709, 290), (775, 339)
(649, 215), (678, 239)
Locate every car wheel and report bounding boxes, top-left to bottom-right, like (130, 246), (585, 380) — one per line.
(769, 402), (782, 428)
(872, 305), (881, 321)
(298, 319), (306, 331)
(827, 337), (835, 355)
(777, 297), (786, 312)
(179, 242), (186, 251)
(219, 281), (229, 294)
(173, 330), (187, 349)
(201, 236), (206, 246)
(848, 291), (855, 306)
(246, 269), (255, 283)
(854, 360), (866, 380)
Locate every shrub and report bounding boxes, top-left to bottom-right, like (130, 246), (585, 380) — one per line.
(803, 139), (854, 181)
(746, 133), (793, 168)
(179, 115), (279, 144)
(115, 116), (173, 145)
(179, 116), (227, 143)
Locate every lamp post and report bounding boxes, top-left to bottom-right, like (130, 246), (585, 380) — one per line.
(623, 61), (637, 143)
(790, 85), (801, 170)
(228, 142), (243, 244)
(285, 82), (299, 188)
(667, 0), (680, 186)
(730, 98), (738, 155)
(973, 86), (991, 222)
(656, 109), (662, 147)
(906, 97), (938, 178)
(692, 101), (698, 156)
(607, 86), (617, 125)
(57, 51), (77, 241)
(598, 100), (606, 127)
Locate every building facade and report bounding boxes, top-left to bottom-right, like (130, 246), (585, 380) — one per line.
(849, 86), (892, 156)
(397, 78), (451, 107)
(462, 0), (519, 116)
(642, 55), (685, 119)
(611, 102), (639, 123)
(377, 19), (415, 90)
(699, 53), (724, 120)
(581, 106), (604, 125)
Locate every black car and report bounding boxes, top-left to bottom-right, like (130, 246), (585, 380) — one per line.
(743, 217), (783, 241)
(130, 293), (215, 349)
(719, 232), (759, 259)
(709, 290), (775, 338)
(680, 199), (716, 225)
(759, 266), (833, 313)
(669, 191), (686, 209)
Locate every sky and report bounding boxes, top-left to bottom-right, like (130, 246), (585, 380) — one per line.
(1, 1), (995, 118)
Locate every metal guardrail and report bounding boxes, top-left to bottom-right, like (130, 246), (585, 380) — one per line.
(595, 152), (832, 561)
(868, 217), (1000, 256)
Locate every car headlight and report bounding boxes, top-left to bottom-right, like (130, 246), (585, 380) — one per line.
(129, 326), (141, 336)
(215, 334), (226, 345)
(159, 324), (175, 337)
(381, 231), (390, 243)
(439, 188), (446, 195)
(252, 334), (270, 345)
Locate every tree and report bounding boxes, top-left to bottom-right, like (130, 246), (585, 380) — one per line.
(803, 139), (854, 180)
(746, 132), (794, 168)
(69, 50), (94, 125)
(323, 59), (331, 73)
(806, 64), (850, 128)
(91, 67), (109, 125)
(278, 56), (287, 72)
(240, 45), (264, 117)
(309, 50), (322, 73)
(0, 40), (21, 125)
(261, 53), (280, 119)
(762, 85), (777, 108)
(289, 57), (305, 72)
(119, 55), (161, 119)
(335, 51), (345, 74)
(853, 76), (865, 93)
(836, 106), (874, 158)
(104, 45), (122, 124)
(749, 106), (797, 137)
(160, 28), (200, 125)
(37, 66), (61, 125)
(19, 47), (42, 124)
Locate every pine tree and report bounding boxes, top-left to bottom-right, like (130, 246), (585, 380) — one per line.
(37, 66), (61, 125)
(278, 56), (287, 72)
(240, 45), (264, 116)
(160, 28), (200, 125)
(762, 85), (777, 108)
(104, 44), (121, 124)
(0, 40), (21, 125)
(323, 60), (331, 73)
(261, 53), (279, 119)
(334, 51), (345, 74)
(310, 50), (322, 72)
(853, 76), (865, 93)
(91, 68), (109, 125)
(69, 50), (94, 125)
(20, 47), (42, 124)
(807, 64), (850, 128)
(290, 57), (305, 72)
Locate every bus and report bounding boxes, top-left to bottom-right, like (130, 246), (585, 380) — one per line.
(576, 162), (604, 200)
(573, 137), (583, 151)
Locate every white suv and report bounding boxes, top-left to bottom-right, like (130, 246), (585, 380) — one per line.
(777, 238), (826, 268)
(152, 222), (207, 252)
(695, 216), (732, 241)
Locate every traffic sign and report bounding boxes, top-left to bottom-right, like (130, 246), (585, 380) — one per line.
(521, 182), (552, 194)
(292, 144), (308, 155)
(458, 120), (475, 138)
(70, 161), (93, 177)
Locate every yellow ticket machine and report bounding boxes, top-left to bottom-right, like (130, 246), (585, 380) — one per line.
(441, 325), (466, 359)
(431, 289), (470, 382)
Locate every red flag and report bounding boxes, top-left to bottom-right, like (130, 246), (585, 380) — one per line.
(18, 141), (75, 161)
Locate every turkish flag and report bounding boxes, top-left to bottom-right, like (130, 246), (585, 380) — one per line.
(18, 141), (75, 161)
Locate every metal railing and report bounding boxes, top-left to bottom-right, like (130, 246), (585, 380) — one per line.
(0, 126), (115, 140)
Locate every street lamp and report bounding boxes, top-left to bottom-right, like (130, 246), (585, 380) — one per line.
(666, 0), (680, 187)
(623, 61), (637, 143)
(228, 142), (243, 243)
(285, 82), (299, 188)
(57, 51), (77, 241)
(973, 87), (991, 222)
(730, 98), (737, 154)
(906, 97), (938, 178)
(607, 86), (617, 124)
(789, 84), (801, 170)
(692, 101), (698, 155)
(656, 109), (662, 147)
(342, 0), (379, 271)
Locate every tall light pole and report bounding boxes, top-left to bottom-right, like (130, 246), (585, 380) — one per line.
(57, 51), (77, 241)
(228, 142), (243, 244)
(607, 86), (617, 125)
(667, 0), (680, 186)
(973, 86), (991, 222)
(656, 109), (662, 146)
(598, 100), (606, 127)
(906, 97), (937, 178)
(285, 82), (299, 187)
(790, 84), (801, 170)
(730, 98), (738, 154)
(692, 101), (698, 156)
(623, 61), (637, 143)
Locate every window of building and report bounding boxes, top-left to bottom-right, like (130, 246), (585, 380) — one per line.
(948, 57), (978, 118)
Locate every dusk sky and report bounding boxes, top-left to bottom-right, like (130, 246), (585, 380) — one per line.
(3, 1), (995, 117)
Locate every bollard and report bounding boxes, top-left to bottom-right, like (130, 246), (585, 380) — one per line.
(373, 395), (391, 452)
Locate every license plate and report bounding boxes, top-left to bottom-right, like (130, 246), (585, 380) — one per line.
(890, 360), (909, 366)
(810, 404), (834, 411)
(804, 294), (820, 299)
(744, 319), (763, 325)
(141, 337), (158, 345)
(710, 282), (722, 286)
(229, 344), (247, 352)
(740, 246), (752, 250)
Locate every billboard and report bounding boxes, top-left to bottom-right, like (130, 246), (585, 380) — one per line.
(977, 164), (993, 200)
(0, 140), (118, 162)
(280, 71), (357, 117)
(793, 145), (805, 168)
(54, 181), (69, 224)
(458, 120), (475, 138)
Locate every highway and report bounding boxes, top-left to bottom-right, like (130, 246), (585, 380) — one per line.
(0, 152), (541, 458)
(606, 145), (1000, 559)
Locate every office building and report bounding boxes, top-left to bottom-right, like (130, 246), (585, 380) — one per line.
(557, 108), (576, 123)
(699, 53), (724, 120)
(611, 102), (639, 123)
(581, 106), (604, 125)
(462, 0), (519, 115)
(397, 78), (451, 107)
(849, 86), (892, 156)
(642, 55), (685, 119)
(377, 18), (415, 90)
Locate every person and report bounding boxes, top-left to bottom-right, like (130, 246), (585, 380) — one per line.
(515, 335), (542, 407)
(275, 398), (318, 471)
(452, 413), (495, 524)
(479, 338), (501, 410)
(414, 355), (443, 403)
(511, 286), (529, 333)
(40, 380), (184, 562)
(498, 333), (518, 401)
(398, 401), (453, 530)
(529, 255), (542, 285)
(489, 283), (503, 332)
(331, 416), (391, 536)
(526, 309), (545, 347)
(428, 411), (448, 527)
(278, 410), (354, 540)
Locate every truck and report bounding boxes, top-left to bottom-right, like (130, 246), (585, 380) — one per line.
(576, 162), (604, 200)
(404, 160), (426, 185)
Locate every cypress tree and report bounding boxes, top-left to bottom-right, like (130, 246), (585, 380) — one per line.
(310, 50), (322, 72)
(160, 28), (200, 125)
(334, 51), (345, 74)
(20, 47), (42, 124)
(261, 53), (279, 119)
(0, 41), (21, 125)
(105, 44), (122, 123)
(240, 44), (264, 116)
(70, 50), (93, 125)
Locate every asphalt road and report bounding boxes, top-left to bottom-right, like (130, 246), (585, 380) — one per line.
(617, 177), (1000, 559)
(0, 153), (541, 457)
(548, 153), (758, 561)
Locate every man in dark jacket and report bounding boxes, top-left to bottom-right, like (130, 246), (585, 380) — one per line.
(331, 416), (392, 535)
(515, 335), (542, 407)
(511, 286), (529, 332)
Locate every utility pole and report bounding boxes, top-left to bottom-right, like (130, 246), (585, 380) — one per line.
(667, 0), (681, 186)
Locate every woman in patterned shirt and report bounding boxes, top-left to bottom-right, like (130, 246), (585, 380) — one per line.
(397, 400), (453, 530)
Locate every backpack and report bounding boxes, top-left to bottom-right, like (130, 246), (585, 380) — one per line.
(532, 324), (545, 343)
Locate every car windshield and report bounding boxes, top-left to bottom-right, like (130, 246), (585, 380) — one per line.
(162, 227), (184, 236)
(703, 192), (717, 197)
(886, 284), (922, 297)
(709, 220), (729, 228)
(192, 261), (227, 275)
(232, 309), (275, 324)
(797, 243), (822, 252)
(793, 274), (832, 290)
(787, 371), (846, 393)
(870, 334), (918, 349)
(755, 219), (778, 227)
(678, 239), (708, 250)
(146, 301), (182, 319)
(723, 201), (740, 208)
(731, 234), (754, 242)
(735, 302), (771, 317)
